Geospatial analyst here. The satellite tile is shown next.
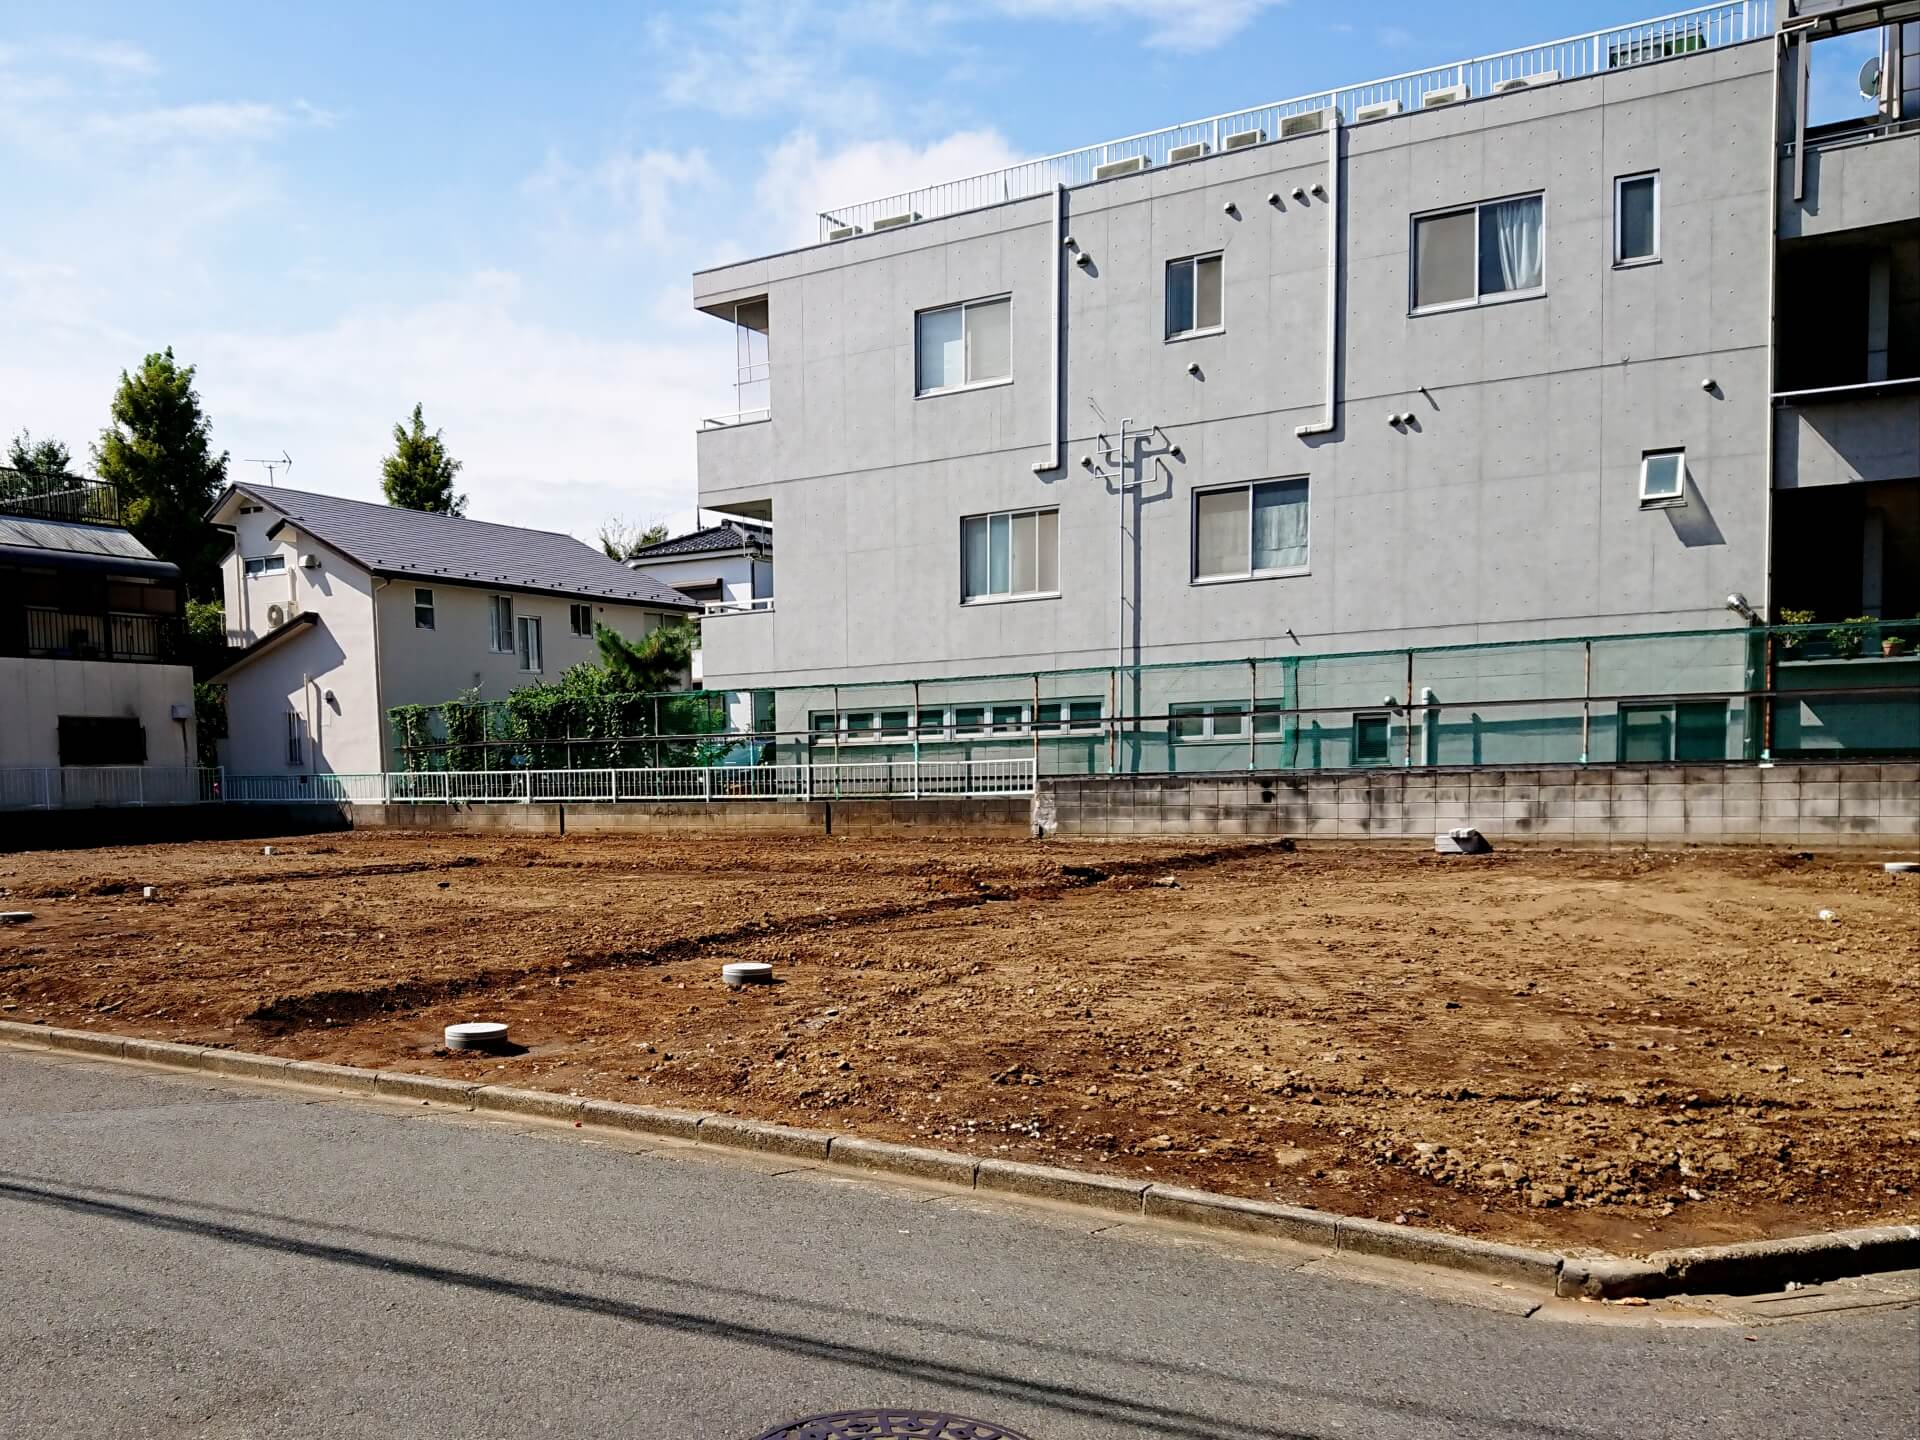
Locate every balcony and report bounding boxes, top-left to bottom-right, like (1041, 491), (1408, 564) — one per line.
(0, 475), (122, 526)
(11, 607), (184, 664)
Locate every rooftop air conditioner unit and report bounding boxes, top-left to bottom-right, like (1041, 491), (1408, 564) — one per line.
(1279, 109), (1338, 139)
(1168, 141), (1210, 163)
(827, 224), (863, 241)
(1421, 83), (1470, 108)
(1492, 70), (1560, 93)
(265, 603), (287, 629)
(871, 211), (920, 230)
(1093, 155), (1150, 181)
(1221, 128), (1266, 151)
(1353, 99), (1404, 122)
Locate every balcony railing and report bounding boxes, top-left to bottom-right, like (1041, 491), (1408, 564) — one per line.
(0, 474), (123, 526)
(14, 607), (183, 663)
(815, 1), (1771, 241)
(700, 408), (773, 430)
(703, 596), (775, 616)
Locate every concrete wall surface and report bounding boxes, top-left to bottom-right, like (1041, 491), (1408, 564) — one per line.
(1039, 761), (1920, 846)
(0, 657), (196, 769)
(0, 803), (350, 853)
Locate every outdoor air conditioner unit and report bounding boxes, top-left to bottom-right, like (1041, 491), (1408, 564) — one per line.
(299, 553), (321, 569)
(871, 211), (920, 230)
(1093, 155), (1150, 181)
(1421, 83), (1471, 108)
(827, 224), (862, 241)
(1221, 128), (1266, 151)
(1493, 70), (1560, 93)
(1279, 109), (1338, 139)
(265, 603), (287, 629)
(1353, 99), (1404, 122)
(1168, 141), (1210, 163)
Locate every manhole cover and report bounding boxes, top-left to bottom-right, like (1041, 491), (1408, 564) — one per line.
(751, 1412), (1033, 1440)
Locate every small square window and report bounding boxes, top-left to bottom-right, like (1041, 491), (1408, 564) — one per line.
(414, 587), (435, 630)
(991, 704), (1024, 734)
(1166, 253), (1223, 338)
(570, 602), (593, 637)
(243, 555), (286, 577)
(915, 708), (948, 737)
(916, 297), (1010, 394)
(962, 507), (1059, 602)
(488, 595), (514, 653)
(1615, 172), (1659, 264)
(1640, 450), (1686, 507)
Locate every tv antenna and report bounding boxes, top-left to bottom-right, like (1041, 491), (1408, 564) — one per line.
(244, 451), (292, 485)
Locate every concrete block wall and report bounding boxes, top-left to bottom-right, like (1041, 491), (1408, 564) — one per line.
(1039, 762), (1920, 847)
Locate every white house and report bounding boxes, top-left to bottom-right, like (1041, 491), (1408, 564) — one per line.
(0, 474), (197, 791)
(625, 519), (772, 613)
(208, 483), (698, 775)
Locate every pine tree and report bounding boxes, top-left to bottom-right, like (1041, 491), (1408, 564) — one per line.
(380, 403), (466, 515)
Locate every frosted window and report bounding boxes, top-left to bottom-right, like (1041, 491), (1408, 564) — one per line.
(1194, 487), (1249, 580)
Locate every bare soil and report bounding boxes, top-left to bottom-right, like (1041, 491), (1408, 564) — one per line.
(3, 830), (1917, 1255)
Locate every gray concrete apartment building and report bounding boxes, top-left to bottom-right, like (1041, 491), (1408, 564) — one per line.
(689, 0), (1920, 770)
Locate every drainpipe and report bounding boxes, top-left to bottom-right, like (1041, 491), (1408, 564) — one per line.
(1295, 114), (1343, 438)
(1032, 181), (1066, 475)
(371, 577), (390, 777)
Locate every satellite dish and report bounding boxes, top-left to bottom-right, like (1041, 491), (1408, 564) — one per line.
(1858, 55), (1883, 103)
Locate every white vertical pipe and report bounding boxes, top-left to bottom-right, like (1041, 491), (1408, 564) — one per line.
(1032, 182), (1065, 475)
(1295, 114), (1343, 437)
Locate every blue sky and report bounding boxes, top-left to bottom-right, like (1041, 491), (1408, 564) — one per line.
(2, 1), (1766, 543)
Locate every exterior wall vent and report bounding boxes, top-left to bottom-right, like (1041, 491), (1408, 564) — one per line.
(1421, 83), (1471, 108)
(871, 211), (920, 231)
(1278, 109), (1338, 139)
(1168, 141), (1211, 163)
(1353, 99), (1404, 122)
(1221, 128), (1266, 151)
(1093, 155), (1150, 181)
(1492, 70), (1561, 93)
(827, 224), (863, 241)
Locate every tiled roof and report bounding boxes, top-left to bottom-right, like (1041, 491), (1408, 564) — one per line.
(627, 522), (772, 560)
(211, 483), (697, 608)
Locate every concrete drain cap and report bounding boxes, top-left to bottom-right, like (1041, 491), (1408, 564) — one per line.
(0, 912), (33, 925)
(722, 962), (774, 988)
(1886, 862), (1919, 874)
(445, 1021), (509, 1051)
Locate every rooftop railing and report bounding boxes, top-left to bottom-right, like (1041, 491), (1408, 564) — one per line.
(0, 472), (123, 526)
(816, 1), (1772, 242)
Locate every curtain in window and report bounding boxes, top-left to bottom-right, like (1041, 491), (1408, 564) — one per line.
(1251, 479), (1308, 571)
(966, 299), (1010, 382)
(962, 515), (991, 599)
(1008, 510), (1039, 594)
(1195, 487), (1249, 578)
(1479, 197), (1543, 294)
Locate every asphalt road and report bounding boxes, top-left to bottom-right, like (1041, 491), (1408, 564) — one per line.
(1, 1048), (1915, 1440)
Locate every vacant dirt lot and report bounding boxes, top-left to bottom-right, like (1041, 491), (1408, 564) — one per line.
(3, 829), (1916, 1253)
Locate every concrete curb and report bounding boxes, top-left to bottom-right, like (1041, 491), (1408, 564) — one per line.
(6, 1019), (1915, 1300)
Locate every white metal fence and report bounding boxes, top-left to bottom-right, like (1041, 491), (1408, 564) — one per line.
(818, 2), (1771, 239)
(0, 760), (1035, 811)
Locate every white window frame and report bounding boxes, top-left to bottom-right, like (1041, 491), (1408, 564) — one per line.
(1165, 252), (1225, 340)
(1613, 171), (1660, 267)
(1352, 711), (1394, 767)
(961, 506), (1060, 604)
(488, 595), (514, 653)
(515, 614), (543, 673)
(569, 602), (593, 637)
(915, 295), (1012, 397)
(285, 711), (304, 766)
(1191, 478), (1311, 584)
(243, 555), (286, 577)
(813, 698), (1103, 744)
(1639, 448), (1687, 509)
(1409, 191), (1547, 315)
(413, 587), (435, 630)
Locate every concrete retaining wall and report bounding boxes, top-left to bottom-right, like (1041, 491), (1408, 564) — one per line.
(358, 797), (1033, 838)
(0, 803), (352, 853)
(1039, 762), (1920, 847)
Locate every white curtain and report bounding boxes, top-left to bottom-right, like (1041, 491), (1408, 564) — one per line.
(1251, 480), (1308, 571)
(1482, 198), (1543, 294)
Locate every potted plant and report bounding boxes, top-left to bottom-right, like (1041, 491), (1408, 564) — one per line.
(1828, 616), (1873, 659)
(1884, 617), (1917, 658)
(1777, 607), (1815, 656)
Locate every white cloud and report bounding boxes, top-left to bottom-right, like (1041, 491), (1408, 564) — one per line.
(991, 0), (1288, 52)
(523, 146), (716, 251)
(83, 100), (299, 144)
(756, 128), (1025, 248)
(42, 38), (157, 75)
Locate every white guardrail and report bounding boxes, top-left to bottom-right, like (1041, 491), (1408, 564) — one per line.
(817, 1), (1772, 240)
(0, 761), (1036, 810)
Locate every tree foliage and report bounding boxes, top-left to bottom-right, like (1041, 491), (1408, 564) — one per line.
(597, 515), (671, 560)
(594, 619), (696, 692)
(6, 429), (73, 489)
(91, 349), (230, 597)
(380, 402), (466, 515)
